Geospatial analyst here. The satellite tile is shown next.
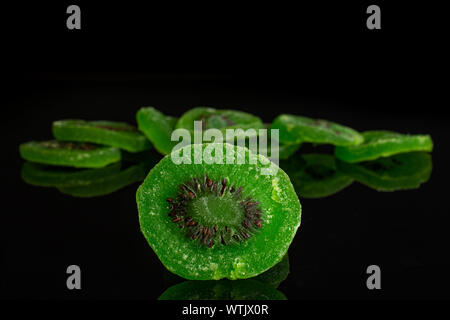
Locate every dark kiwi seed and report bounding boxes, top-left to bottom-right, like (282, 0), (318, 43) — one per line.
(166, 174), (264, 248)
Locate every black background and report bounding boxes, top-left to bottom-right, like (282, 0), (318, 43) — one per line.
(1, 0), (449, 305)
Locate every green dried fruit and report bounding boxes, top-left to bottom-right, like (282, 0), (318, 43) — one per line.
(335, 130), (433, 163)
(271, 114), (363, 146)
(19, 140), (121, 168)
(175, 107), (264, 140)
(281, 153), (353, 199)
(158, 279), (286, 300)
(137, 107), (178, 155)
(336, 152), (432, 192)
(52, 120), (151, 153)
(136, 143), (301, 280)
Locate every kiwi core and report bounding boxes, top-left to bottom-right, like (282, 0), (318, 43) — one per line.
(188, 194), (245, 227)
(166, 174), (263, 248)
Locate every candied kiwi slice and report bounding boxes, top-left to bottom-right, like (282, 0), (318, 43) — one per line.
(52, 120), (152, 153)
(336, 152), (432, 192)
(136, 107), (178, 155)
(271, 114), (363, 146)
(175, 107), (264, 140)
(136, 143), (301, 280)
(280, 153), (354, 199)
(158, 279), (286, 300)
(334, 130), (433, 163)
(19, 140), (121, 168)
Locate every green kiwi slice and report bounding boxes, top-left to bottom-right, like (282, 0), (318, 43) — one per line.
(52, 120), (151, 153)
(19, 140), (121, 168)
(336, 152), (432, 192)
(136, 143), (301, 280)
(136, 107), (178, 155)
(59, 161), (152, 197)
(158, 279), (286, 300)
(175, 107), (264, 140)
(271, 114), (363, 146)
(280, 153), (353, 199)
(334, 130), (433, 163)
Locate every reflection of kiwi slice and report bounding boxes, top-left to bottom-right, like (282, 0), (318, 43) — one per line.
(158, 279), (286, 300)
(52, 120), (152, 153)
(19, 140), (121, 168)
(21, 161), (121, 188)
(336, 152), (432, 192)
(59, 161), (152, 197)
(271, 114), (363, 146)
(176, 107), (264, 140)
(335, 130), (433, 163)
(137, 107), (178, 155)
(280, 153), (353, 199)
(254, 254), (290, 288)
(137, 143), (301, 280)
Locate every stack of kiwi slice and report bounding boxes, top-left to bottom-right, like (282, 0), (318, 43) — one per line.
(19, 106), (434, 298)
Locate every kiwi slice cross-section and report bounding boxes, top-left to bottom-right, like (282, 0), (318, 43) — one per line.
(52, 120), (151, 153)
(280, 153), (354, 199)
(175, 107), (264, 140)
(271, 114), (363, 146)
(137, 107), (178, 155)
(158, 279), (286, 300)
(334, 130), (433, 163)
(336, 152), (432, 192)
(19, 140), (121, 168)
(136, 143), (301, 280)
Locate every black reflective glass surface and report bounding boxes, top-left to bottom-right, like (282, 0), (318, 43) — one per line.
(2, 72), (448, 300)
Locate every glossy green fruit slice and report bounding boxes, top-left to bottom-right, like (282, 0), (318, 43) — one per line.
(334, 130), (433, 163)
(52, 120), (151, 153)
(59, 161), (151, 197)
(280, 153), (353, 199)
(158, 279), (286, 300)
(271, 114), (363, 146)
(137, 143), (301, 280)
(137, 107), (178, 155)
(175, 107), (264, 139)
(336, 152), (432, 192)
(19, 140), (121, 168)
(21, 161), (121, 188)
